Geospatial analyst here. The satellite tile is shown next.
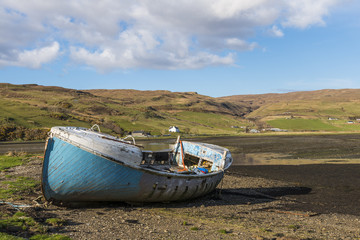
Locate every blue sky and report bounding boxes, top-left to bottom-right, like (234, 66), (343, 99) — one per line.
(0, 0), (359, 97)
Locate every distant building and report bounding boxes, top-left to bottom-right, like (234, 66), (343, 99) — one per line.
(269, 128), (288, 132)
(249, 129), (260, 133)
(132, 131), (150, 137)
(328, 117), (338, 120)
(347, 121), (354, 124)
(169, 126), (180, 133)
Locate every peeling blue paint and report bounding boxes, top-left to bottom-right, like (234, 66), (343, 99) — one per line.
(42, 137), (143, 201)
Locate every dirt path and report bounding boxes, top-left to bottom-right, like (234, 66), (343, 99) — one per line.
(1, 158), (360, 239)
(0, 142), (45, 154)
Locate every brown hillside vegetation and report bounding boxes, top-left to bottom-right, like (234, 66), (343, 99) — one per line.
(219, 88), (360, 108)
(2, 83), (360, 140)
(86, 89), (248, 116)
(0, 83), (250, 140)
(219, 89), (360, 121)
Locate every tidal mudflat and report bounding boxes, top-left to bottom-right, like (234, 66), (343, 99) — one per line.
(1, 134), (360, 239)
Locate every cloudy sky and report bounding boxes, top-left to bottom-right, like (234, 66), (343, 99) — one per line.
(0, 0), (359, 97)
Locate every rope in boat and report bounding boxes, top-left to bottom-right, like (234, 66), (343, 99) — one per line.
(122, 135), (136, 145)
(90, 124), (101, 132)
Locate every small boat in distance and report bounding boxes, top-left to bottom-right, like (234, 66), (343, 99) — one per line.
(41, 126), (233, 203)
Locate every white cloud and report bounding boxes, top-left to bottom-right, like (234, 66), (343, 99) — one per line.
(268, 25), (284, 37)
(226, 38), (258, 51)
(0, 0), (343, 70)
(281, 0), (339, 28)
(0, 42), (60, 68)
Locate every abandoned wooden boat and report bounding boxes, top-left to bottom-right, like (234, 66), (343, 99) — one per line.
(41, 126), (233, 202)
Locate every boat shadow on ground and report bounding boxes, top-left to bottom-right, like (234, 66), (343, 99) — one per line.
(56, 186), (312, 209)
(154, 186), (312, 208)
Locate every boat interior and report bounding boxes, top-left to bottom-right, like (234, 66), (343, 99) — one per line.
(140, 149), (214, 174)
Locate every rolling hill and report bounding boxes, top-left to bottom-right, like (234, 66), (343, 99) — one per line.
(219, 89), (360, 131)
(1, 83), (360, 141)
(0, 83), (249, 140)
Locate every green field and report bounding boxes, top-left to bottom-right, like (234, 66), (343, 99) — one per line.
(267, 119), (340, 131)
(266, 118), (360, 132)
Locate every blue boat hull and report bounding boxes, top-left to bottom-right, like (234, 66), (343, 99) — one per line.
(42, 137), (224, 202)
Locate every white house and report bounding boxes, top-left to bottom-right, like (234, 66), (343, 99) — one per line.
(169, 126), (180, 133)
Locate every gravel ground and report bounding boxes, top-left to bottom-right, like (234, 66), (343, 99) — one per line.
(1, 158), (360, 239)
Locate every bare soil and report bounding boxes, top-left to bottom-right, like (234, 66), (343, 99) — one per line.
(1, 157), (360, 239)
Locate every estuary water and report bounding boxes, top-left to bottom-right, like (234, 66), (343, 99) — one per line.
(3, 134), (360, 165)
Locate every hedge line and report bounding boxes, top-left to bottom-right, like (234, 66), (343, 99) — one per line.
(0, 125), (49, 141)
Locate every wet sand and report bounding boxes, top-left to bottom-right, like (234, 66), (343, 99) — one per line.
(2, 155), (360, 239)
(229, 164), (360, 216)
(3, 137), (360, 218)
(2, 135), (360, 238)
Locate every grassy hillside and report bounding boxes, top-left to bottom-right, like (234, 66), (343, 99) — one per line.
(267, 119), (340, 131)
(0, 83), (249, 140)
(2, 83), (360, 140)
(85, 89), (248, 116)
(219, 89), (360, 132)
